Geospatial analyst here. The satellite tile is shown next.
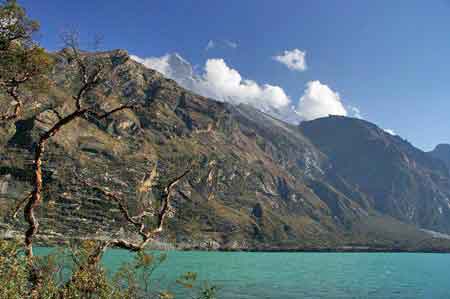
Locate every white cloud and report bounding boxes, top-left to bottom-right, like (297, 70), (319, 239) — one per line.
(296, 80), (347, 121)
(348, 105), (363, 119)
(130, 54), (172, 76)
(130, 53), (194, 85)
(204, 39), (238, 51)
(205, 40), (215, 51)
(131, 54), (358, 124)
(198, 58), (290, 110)
(273, 49), (307, 72)
(131, 54), (291, 113)
(224, 40), (238, 49)
(384, 129), (396, 135)
(131, 54), (356, 124)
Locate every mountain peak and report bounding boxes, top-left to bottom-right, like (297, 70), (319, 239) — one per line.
(429, 144), (450, 174)
(433, 143), (450, 152)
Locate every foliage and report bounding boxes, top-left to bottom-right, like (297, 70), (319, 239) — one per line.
(0, 240), (218, 299)
(0, 240), (29, 299)
(0, 0), (53, 80)
(0, 0), (53, 118)
(0, 0), (39, 49)
(0, 44), (53, 91)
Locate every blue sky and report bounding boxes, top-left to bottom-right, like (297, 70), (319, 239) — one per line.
(20, 0), (450, 150)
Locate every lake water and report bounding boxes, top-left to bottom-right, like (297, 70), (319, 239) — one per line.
(37, 249), (450, 298)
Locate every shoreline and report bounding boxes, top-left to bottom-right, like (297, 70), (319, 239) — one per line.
(176, 247), (450, 254)
(3, 230), (450, 254)
(13, 242), (450, 254)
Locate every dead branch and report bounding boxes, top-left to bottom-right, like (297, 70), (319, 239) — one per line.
(82, 182), (146, 239)
(86, 101), (137, 120)
(23, 98), (138, 258)
(48, 108), (63, 120)
(11, 192), (32, 219)
(82, 168), (191, 254)
(24, 108), (88, 258)
(22, 44), (137, 259)
(155, 168), (191, 234)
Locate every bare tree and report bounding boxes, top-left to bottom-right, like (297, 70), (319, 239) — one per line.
(2, 32), (145, 297)
(53, 167), (192, 297)
(19, 32), (138, 260)
(84, 168), (191, 255)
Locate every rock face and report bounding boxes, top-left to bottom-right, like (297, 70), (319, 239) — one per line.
(300, 117), (450, 234)
(428, 144), (450, 174)
(1, 49), (450, 250)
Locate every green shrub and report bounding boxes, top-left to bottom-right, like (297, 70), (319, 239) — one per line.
(0, 240), (218, 299)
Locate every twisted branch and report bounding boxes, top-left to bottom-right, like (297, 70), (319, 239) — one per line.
(82, 168), (191, 253)
(24, 108), (88, 258)
(23, 40), (138, 259)
(11, 192), (31, 219)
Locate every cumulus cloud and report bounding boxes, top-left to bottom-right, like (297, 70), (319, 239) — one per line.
(198, 59), (289, 109)
(384, 129), (396, 135)
(131, 53), (355, 124)
(131, 53), (291, 113)
(273, 49), (307, 72)
(130, 54), (171, 76)
(348, 105), (363, 119)
(130, 53), (195, 86)
(296, 80), (347, 121)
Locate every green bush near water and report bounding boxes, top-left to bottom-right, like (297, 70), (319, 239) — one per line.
(0, 240), (218, 299)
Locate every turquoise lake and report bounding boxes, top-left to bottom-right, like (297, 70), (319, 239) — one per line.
(37, 249), (450, 298)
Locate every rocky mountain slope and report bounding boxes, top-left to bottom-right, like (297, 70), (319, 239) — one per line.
(428, 144), (450, 175)
(1, 49), (450, 251)
(300, 117), (450, 234)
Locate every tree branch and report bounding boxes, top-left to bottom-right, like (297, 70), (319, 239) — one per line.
(23, 99), (139, 258)
(24, 108), (88, 259)
(11, 192), (32, 219)
(87, 101), (137, 120)
(62, 32), (106, 111)
(82, 181), (147, 238)
(71, 64), (105, 110)
(80, 168), (191, 253)
(48, 108), (63, 121)
(155, 168), (191, 234)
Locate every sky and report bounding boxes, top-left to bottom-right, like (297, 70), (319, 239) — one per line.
(19, 0), (450, 151)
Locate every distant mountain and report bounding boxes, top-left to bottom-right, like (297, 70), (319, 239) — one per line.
(300, 116), (450, 234)
(428, 144), (450, 174)
(1, 50), (450, 251)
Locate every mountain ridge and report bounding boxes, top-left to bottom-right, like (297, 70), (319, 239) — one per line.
(428, 144), (450, 175)
(1, 49), (450, 251)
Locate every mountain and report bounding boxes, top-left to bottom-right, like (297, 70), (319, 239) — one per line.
(300, 116), (450, 234)
(428, 144), (450, 174)
(1, 49), (450, 251)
